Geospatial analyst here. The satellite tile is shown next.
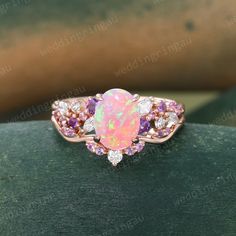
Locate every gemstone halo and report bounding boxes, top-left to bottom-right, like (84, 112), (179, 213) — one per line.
(51, 88), (185, 166)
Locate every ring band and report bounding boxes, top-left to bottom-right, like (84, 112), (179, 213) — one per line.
(51, 88), (185, 166)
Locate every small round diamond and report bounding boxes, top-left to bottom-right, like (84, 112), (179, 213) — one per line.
(166, 112), (179, 128)
(155, 117), (166, 129)
(71, 102), (81, 113)
(138, 98), (153, 116)
(108, 150), (123, 166)
(58, 101), (68, 115)
(83, 117), (94, 133)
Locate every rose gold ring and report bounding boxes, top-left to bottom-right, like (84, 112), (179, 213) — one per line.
(51, 88), (185, 166)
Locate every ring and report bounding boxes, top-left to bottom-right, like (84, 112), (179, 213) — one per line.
(51, 88), (185, 166)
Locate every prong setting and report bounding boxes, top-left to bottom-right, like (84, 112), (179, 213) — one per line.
(95, 93), (103, 101)
(94, 136), (101, 143)
(132, 94), (140, 102)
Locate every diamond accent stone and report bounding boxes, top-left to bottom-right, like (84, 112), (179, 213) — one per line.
(71, 102), (81, 113)
(166, 112), (179, 128)
(83, 117), (94, 133)
(108, 150), (123, 166)
(58, 101), (68, 115)
(138, 98), (153, 116)
(155, 117), (166, 129)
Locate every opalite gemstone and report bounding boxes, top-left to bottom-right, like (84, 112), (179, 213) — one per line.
(94, 89), (140, 150)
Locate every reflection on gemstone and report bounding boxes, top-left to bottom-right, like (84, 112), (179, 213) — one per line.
(166, 112), (179, 128)
(155, 117), (166, 129)
(138, 98), (153, 116)
(58, 101), (68, 115)
(83, 117), (94, 133)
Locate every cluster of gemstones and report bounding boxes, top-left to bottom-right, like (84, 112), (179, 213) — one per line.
(52, 97), (98, 138)
(137, 98), (184, 138)
(52, 89), (184, 166)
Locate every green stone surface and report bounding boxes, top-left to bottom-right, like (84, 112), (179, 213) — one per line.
(0, 121), (236, 235)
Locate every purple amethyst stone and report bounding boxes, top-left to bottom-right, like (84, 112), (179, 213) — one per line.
(86, 143), (96, 152)
(68, 117), (78, 128)
(139, 118), (151, 134)
(61, 127), (76, 137)
(136, 142), (145, 152)
(125, 147), (136, 156)
(95, 147), (105, 156)
(87, 98), (98, 115)
(157, 130), (164, 138)
(157, 101), (167, 112)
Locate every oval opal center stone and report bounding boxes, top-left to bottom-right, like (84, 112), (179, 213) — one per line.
(94, 89), (140, 150)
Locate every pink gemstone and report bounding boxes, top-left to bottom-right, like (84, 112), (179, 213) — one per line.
(94, 89), (140, 150)
(61, 127), (76, 137)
